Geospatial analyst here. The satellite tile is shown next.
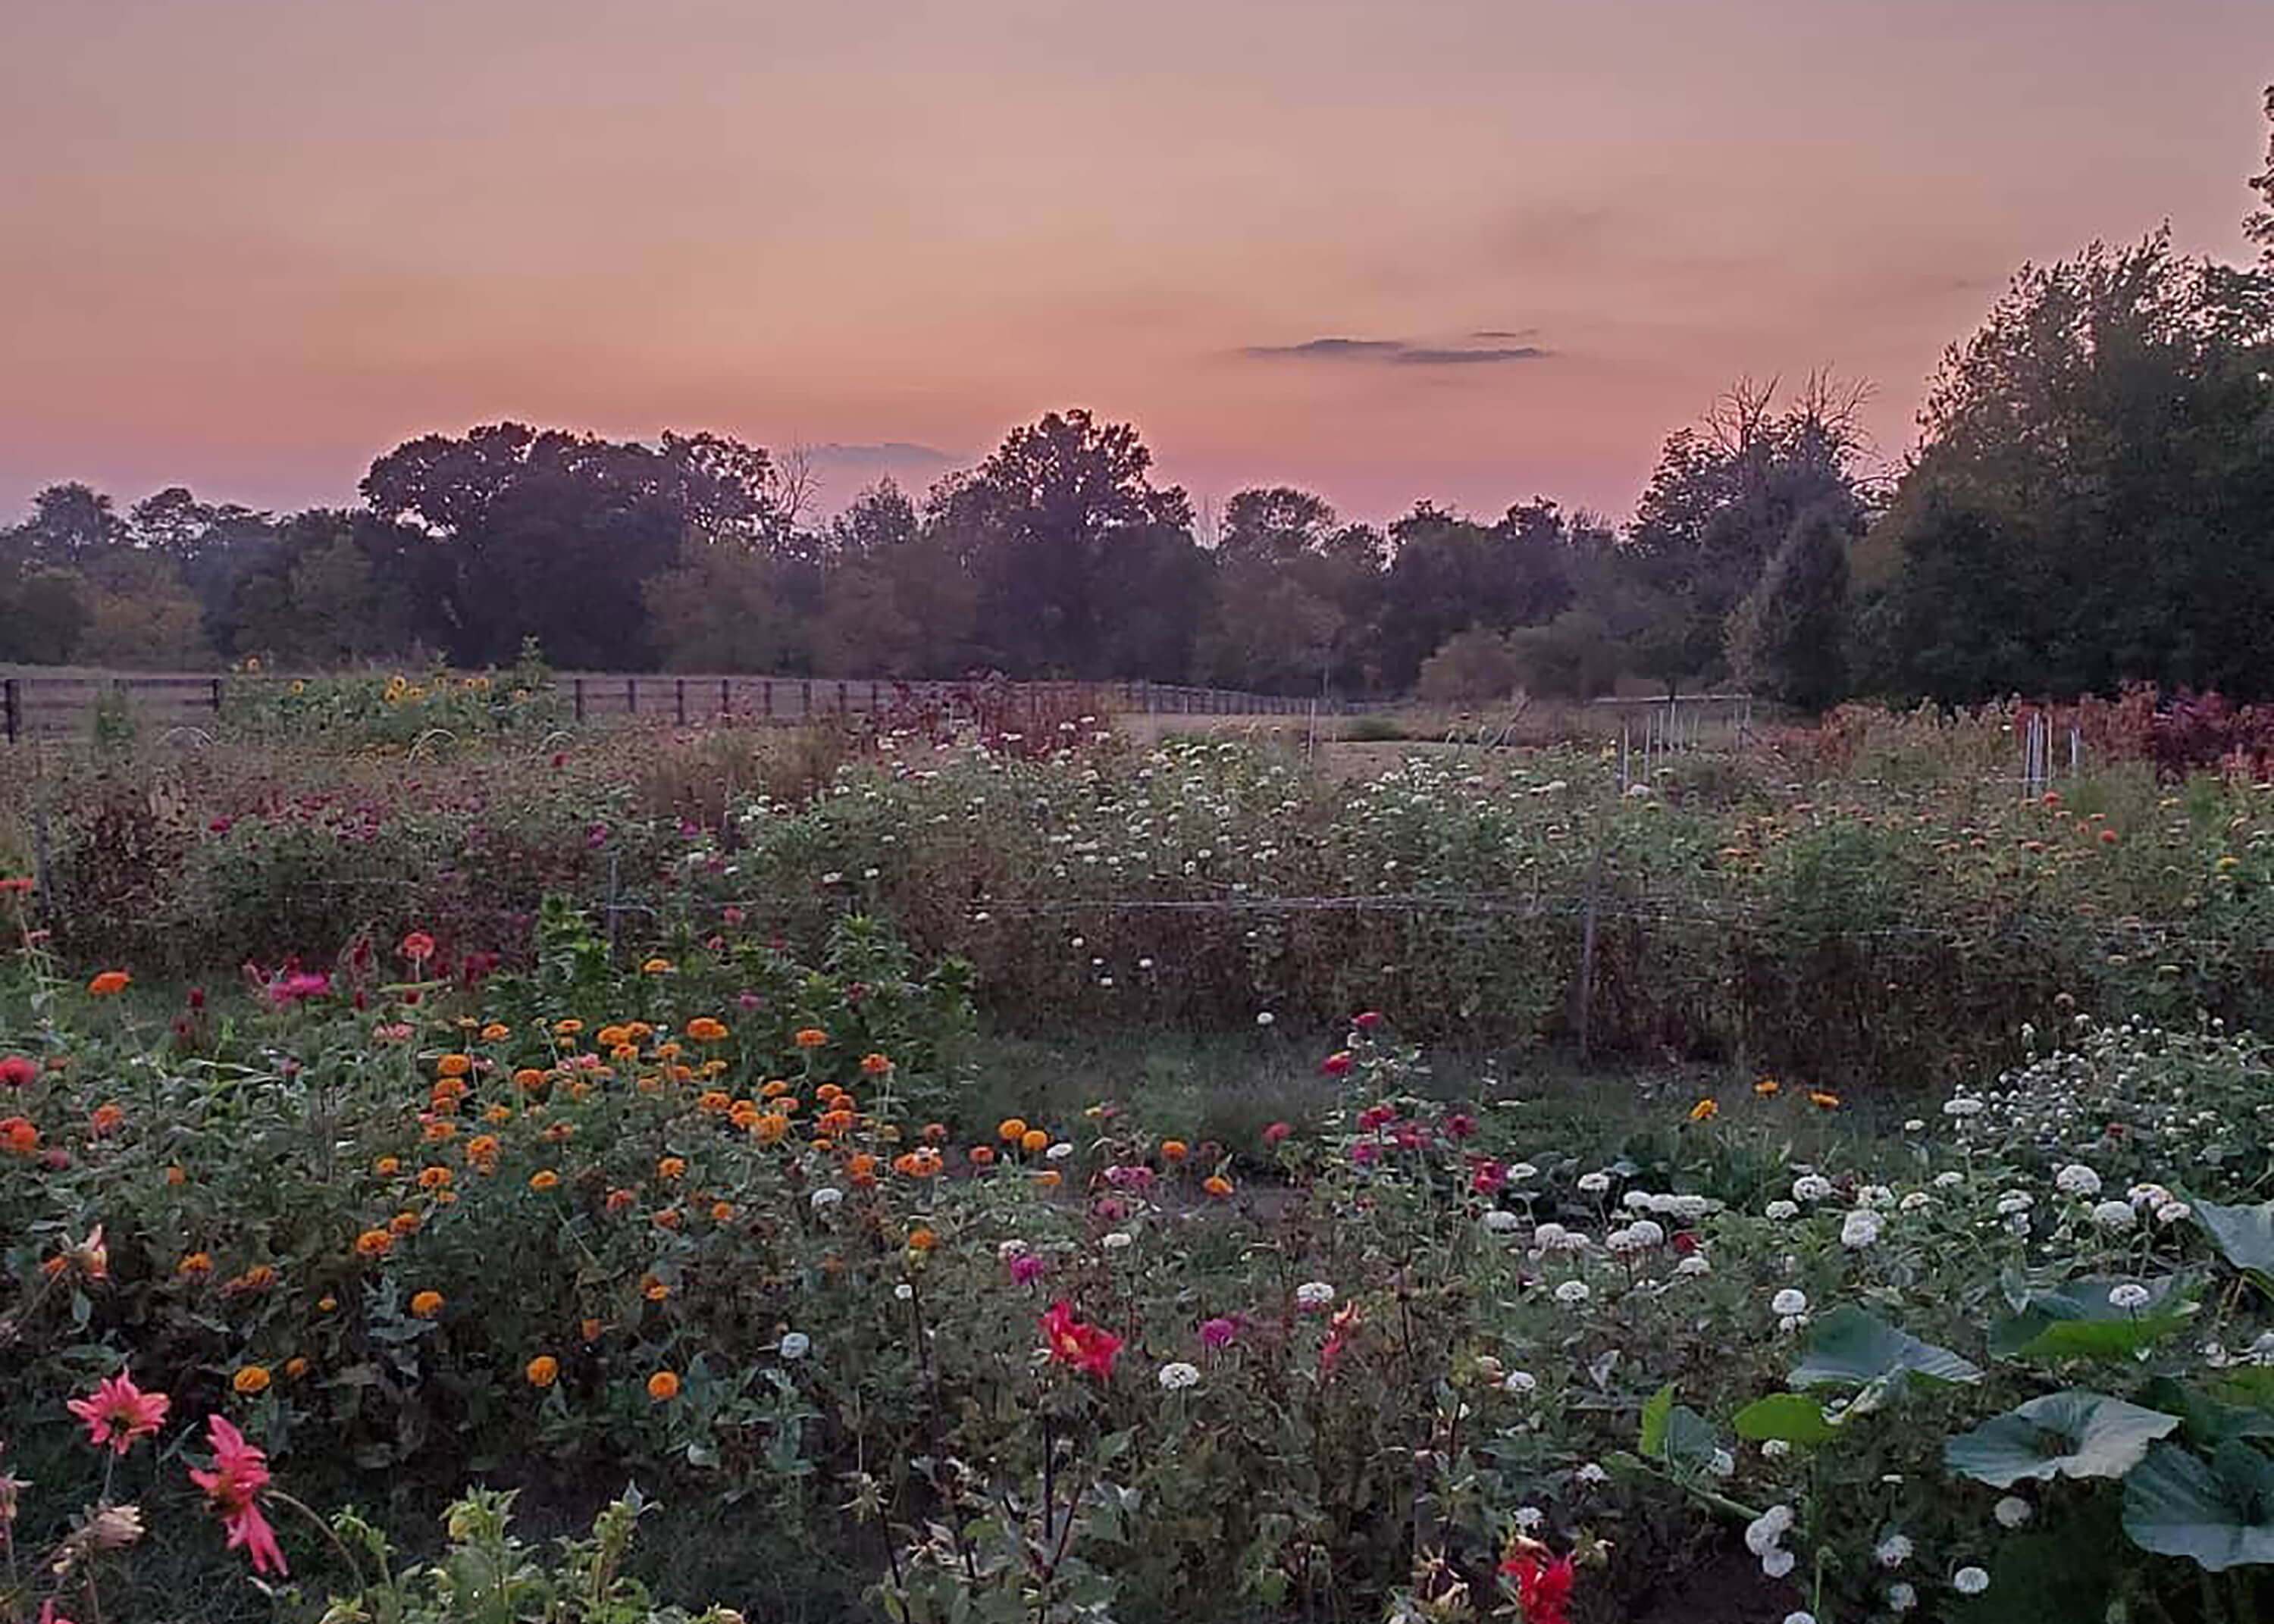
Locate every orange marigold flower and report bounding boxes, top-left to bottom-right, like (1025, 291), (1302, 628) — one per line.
(656, 1156), (687, 1181)
(969, 1145), (997, 1167)
(512, 1067), (547, 1093)
(480, 1023), (510, 1042)
(793, 1028), (828, 1049)
(1160, 1139), (1189, 1163)
(653, 1208), (682, 1231)
(318, 1295), (338, 1313)
(761, 1078), (791, 1099)
(626, 1022), (654, 1040)
(710, 1200), (735, 1223)
(1809, 1090), (1841, 1111)
(225, 1263), (277, 1294)
(686, 1017), (728, 1043)
(417, 1166), (453, 1191)
(525, 1355), (559, 1388)
(389, 1210), (422, 1237)
(596, 1025), (630, 1049)
(860, 1052), (892, 1076)
(1020, 1128), (1049, 1156)
(752, 1112), (790, 1144)
(908, 1226), (937, 1253)
(1033, 1169), (1063, 1188)
(89, 1102), (125, 1135)
(642, 957), (674, 975)
(606, 1187), (636, 1214)
(284, 1356), (309, 1380)
(581, 1316), (603, 1343)
(233, 1364), (271, 1395)
(87, 970), (132, 997)
(697, 1090), (731, 1116)
(1688, 1098), (1719, 1122)
(529, 1170), (560, 1191)
(0, 1117), (39, 1156)
(730, 1100), (761, 1129)
(422, 1120), (457, 1143)
(435, 1053), (472, 1078)
(553, 1019), (584, 1037)
(409, 1290), (444, 1319)
(647, 1369), (681, 1401)
(699, 1058), (728, 1077)
(641, 1273), (669, 1302)
(1202, 1175), (1234, 1198)
(847, 1151), (879, 1185)
(166, 1164), (186, 1185)
(178, 1251), (215, 1277)
(611, 1043), (641, 1062)
(1754, 1077), (1781, 1097)
(355, 1228), (394, 1259)
(656, 1040), (683, 1061)
(998, 1117), (1029, 1144)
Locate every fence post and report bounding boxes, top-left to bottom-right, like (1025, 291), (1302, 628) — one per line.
(675, 678), (687, 725)
(763, 679), (774, 719)
(1575, 843), (1605, 1065)
(802, 680), (813, 718)
(2, 678), (16, 745)
(870, 680), (882, 712)
(720, 677), (731, 718)
(626, 677), (638, 716)
(573, 677), (586, 722)
(210, 677), (224, 718)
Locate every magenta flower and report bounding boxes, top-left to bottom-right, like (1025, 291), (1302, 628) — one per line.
(1010, 1254), (1048, 1286)
(1199, 1316), (1238, 1350)
(188, 1415), (288, 1576)
(67, 1372), (171, 1455)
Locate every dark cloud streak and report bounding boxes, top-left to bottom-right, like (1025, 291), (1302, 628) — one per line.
(1239, 335), (1552, 367)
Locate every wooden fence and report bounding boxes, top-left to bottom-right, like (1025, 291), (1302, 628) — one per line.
(0, 671), (1349, 742)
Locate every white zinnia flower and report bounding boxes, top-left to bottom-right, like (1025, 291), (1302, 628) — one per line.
(1101, 1231), (1133, 1250)
(1046, 1141), (1075, 1161)
(1953, 1566), (1990, 1595)
(1761, 1547), (1796, 1579)
(1554, 1280), (1590, 1305)
(2091, 1200), (2137, 1232)
(1744, 1505), (1796, 1554)
(810, 1187), (844, 1211)
(1875, 1532), (1913, 1568)
(1502, 1370), (1538, 1394)
(1295, 1281), (1336, 1309)
(2055, 1163), (2102, 1197)
(1483, 1209), (1522, 1234)
(778, 1331), (811, 1360)
(2108, 1283), (2151, 1310)
(1840, 1209), (1884, 1250)
(1771, 1288), (1809, 1317)
(1765, 1200), (1800, 1221)
(1577, 1171), (1612, 1195)
(997, 1238), (1030, 1260)
(1532, 1222), (1570, 1250)
(1157, 1361), (1200, 1391)
(1792, 1175), (1834, 1203)
(1933, 1170), (1965, 1188)
(1887, 1582), (1917, 1613)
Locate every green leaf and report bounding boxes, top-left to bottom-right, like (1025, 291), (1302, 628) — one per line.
(2137, 1378), (2274, 1450)
(2185, 1194), (2274, 1294)
(2122, 1441), (2274, 1572)
(1639, 1382), (1675, 1458)
(1664, 1404), (1719, 1472)
(1945, 1391), (2178, 1488)
(1987, 1276), (2197, 1361)
(1790, 1305), (1983, 1391)
(1734, 1393), (1842, 1446)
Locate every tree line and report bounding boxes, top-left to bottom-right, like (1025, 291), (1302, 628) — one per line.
(7, 90), (2272, 709)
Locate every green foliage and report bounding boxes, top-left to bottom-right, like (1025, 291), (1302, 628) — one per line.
(1726, 506), (1852, 711)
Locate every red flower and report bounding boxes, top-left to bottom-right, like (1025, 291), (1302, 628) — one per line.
(1471, 1159), (1508, 1195)
(1318, 1302), (1361, 1379)
(67, 1372), (171, 1455)
(399, 931), (436, 963)
(1445, 1112), (1477, 1141)
(1500, 1544), (1576, 1624)
(0, 1055), (36, 1088)
(1320, 1051), (1353, 1078)
(1352, 1010), (1383, 1032)
(1039, 1300), (1122, 1379)
(188, 1414), (288, 1576)
(1261, 1121), (1292, 1146)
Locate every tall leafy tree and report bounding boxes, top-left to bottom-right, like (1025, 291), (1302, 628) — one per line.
(937, 410), (1193, 677)
(1863, 233), (2274, 700)
(1727, 506), (1853, 709)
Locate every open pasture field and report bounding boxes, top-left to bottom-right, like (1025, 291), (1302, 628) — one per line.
(2, 690), (2272, 1624)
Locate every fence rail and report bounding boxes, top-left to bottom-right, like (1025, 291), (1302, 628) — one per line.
(0, 671), (1353, 742)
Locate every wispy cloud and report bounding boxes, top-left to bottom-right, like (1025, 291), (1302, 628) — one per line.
(1239, 335), (1552, 366)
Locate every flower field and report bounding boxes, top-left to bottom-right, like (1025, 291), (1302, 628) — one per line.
(3, 712), (2273, 1622)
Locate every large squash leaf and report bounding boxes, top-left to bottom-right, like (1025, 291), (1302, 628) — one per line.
(1945, 1390), (2178, 1488)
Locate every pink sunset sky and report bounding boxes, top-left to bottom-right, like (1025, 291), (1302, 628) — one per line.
(2, 0), (2269, 527)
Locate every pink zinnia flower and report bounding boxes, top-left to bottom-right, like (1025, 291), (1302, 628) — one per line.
(1199, 1316), (1238, 1349)
(1040, 1301), (1122, 1379)
(1320, 1051), (1352, 1078)
(1352, 1010), (1383, 1033)
(1010, 1254), (1048, 1286)
(1471, 1159), (1508, 1194)
(67, 1372), (170, 1455)
(1351, 1141), (1380, 1168)
(1261, 1121), (1291, 1146)
(188, 1415), (288, 1576)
